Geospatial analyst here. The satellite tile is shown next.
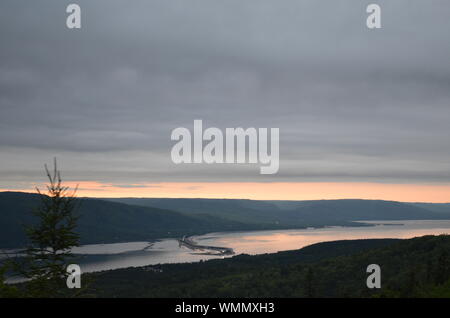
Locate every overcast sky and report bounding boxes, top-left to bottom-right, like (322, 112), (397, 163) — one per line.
(1, 0), (450, 190)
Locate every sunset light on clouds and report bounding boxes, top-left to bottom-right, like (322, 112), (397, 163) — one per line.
(3, 182), (450, 202)
(1, 1), (450, 204)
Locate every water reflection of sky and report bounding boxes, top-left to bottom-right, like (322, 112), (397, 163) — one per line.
(76, 239), (220, 273)
(193, 220), (450, 255)
(71, 241), (152, 255)
(9, 220), (450, 275)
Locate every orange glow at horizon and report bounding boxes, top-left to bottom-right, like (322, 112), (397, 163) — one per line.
(2, 181), (450, 203)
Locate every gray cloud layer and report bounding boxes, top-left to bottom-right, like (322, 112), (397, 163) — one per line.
(1, 0), (450, 185)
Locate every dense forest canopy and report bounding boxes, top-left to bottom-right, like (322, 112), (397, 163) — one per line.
(89, 235), (450, 298)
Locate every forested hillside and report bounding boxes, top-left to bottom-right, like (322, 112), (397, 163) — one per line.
(105, 198), (450, 226)
(0, 192), (248, 248)
(89, 235), (450, 298)
(2, 192), (450, 248)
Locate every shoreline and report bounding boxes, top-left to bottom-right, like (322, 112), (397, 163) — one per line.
(178, 236), (234, 256)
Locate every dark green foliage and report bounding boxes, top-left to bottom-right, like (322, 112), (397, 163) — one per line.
(1, 160), (84, 298)
(434, 249), (450, 285)
(12, 161), (81, 297)
(0, 264), (20, 297)
(2, 195), (450, 249)
(87, 235), (450, 298)
(0, 193), (252, 248)
(106, 198), (450, 229)
(304, 267), (315, 298)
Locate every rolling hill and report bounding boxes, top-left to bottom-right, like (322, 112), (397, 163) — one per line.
(0, 192), (248, 248)
(409, 202), (450, 214)
(105, 197), (450, 226)
(1, 192), (450, 248)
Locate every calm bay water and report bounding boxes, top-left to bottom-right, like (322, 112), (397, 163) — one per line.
(72, 220), (450, 273)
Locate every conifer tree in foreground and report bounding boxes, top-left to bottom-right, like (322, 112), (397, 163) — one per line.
(2, 159), (81, 297)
